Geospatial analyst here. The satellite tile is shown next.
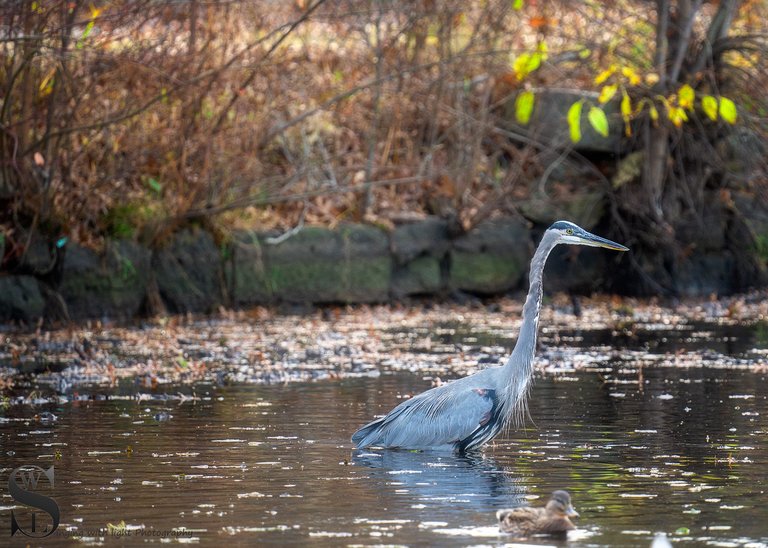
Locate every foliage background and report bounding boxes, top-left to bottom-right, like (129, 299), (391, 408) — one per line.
(1, 0), (767, 295)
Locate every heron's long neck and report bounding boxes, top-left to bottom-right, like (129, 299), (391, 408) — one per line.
(504, 231), (559, 383)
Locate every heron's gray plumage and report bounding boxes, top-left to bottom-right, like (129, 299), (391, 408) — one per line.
(352, 220), (628, 452)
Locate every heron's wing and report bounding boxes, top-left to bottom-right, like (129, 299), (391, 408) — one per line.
(352, 378), (502, 450)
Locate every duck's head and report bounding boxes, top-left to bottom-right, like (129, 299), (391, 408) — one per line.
(546, 490), (579, 518)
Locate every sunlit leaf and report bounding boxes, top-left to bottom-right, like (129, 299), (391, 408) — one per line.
(621, 66), (641, 85)
(718, 96), (737, 124)
(678, 84), (695, 110)
(514, 91), (535, 125)
(649, 103), (659, 122)
(567, 101), (583, 143)
(579, 48), (591, 59)
(701, 95), (718, 121)
(667, 106), (688, 127)
(594, 65), (616, 85)
(621, 93), (632, 118)
(598, 84), (618, 104)
(645, 72), (660, 85)
(588, 106), (609, 137)
(77, 21), (95, 49)
(513, 50), (543, 81)
(621, 93), (632, 137)
(513, 0), (523, 10)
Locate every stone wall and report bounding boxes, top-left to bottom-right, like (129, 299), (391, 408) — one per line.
(2, 210), (766, 326)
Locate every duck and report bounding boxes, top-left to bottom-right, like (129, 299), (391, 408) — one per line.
(496, 490), (579, 537)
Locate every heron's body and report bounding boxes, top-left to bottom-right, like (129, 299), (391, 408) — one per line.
(352, 220), (628, 452)
(496, 490), (579, 537)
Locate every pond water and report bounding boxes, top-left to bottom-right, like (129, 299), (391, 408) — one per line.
(1, 309), (768, 546)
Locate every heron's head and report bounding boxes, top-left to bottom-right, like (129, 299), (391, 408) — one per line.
(549, 220), (629, 251)
(547, 490), (580, 518)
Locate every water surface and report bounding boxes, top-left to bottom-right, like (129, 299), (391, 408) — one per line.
(1, 311), (767, 546)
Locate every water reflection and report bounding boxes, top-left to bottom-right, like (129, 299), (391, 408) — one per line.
(352, 448), (527, 512)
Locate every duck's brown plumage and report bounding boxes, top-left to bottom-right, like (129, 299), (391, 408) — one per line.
(496, 490), (579, 537)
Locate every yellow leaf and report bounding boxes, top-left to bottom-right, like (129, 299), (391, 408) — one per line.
(718, 96), (737, 124)
(594, 65), (616, 85)
(667, 106), (688, 127)
(567, 101), (583, 143)
(621, 93), (632, 118)
(678, 84), (695, 111)
(536, 41), (548, 59)
(649, 103), (659, 122)
(588, 106), (609, 137)
(598, 84), (618, 104)
(514, 91), (535, 125)
(579, 48), (591, 59)
(621, 66), (641, 85)
(701, 95), (718, 121)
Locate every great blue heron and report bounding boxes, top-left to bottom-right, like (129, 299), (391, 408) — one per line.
(351, 220), (628, 452)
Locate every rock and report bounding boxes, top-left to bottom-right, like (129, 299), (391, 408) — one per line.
(449, 217), (530, 294)
(265, 224), (391, 303)
(0, 275), (45, 323)
(518, 188), (606, 231)
(543, 245), (616, 294)
(153, 228), (223, 313)
(392, 217), (450, 264)
(224, 231), (272, 306)
(392, 255), (443, 297)
(59, 240), (151, 320)
(502, 89), (625, 153)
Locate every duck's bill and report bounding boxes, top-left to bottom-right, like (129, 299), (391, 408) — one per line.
(570, 230), (629, 251)
(566, 505), (580, 518)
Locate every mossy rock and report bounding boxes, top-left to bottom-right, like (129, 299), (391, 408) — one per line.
(265, 224), (391, 303)
(224, 231), (272, 306)
(449, 218), (529, 294)
(153, 228), (223, 313)
(392, 255), (443, 297)
(59, 240), (151, 320)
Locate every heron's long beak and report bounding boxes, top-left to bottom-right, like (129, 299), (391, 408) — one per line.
(573, 229), (629, 251)
(566, 504), (580, 518)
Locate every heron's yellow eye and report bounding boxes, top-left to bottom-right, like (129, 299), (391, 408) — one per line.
(566, 228), (574, 235)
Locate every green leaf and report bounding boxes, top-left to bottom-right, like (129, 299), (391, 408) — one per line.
(514, 91), (535, 125)
(0, 232), (5, 254)
(567, 101), (583, 143)
(718, 96), (737, 124)
(513, 0), (523, 9)
(588, 106), (609, 137)
(701, 95), (718, 121)
(146, 177), (162, 194)
(675, 527), (690, 535)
